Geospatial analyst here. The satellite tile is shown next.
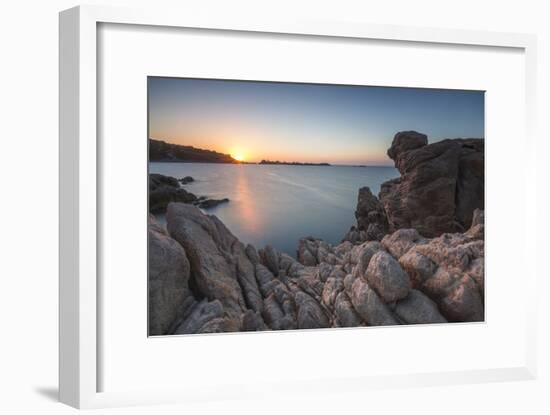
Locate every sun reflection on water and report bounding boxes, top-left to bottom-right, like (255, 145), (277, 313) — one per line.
(235, 166), (261, 236)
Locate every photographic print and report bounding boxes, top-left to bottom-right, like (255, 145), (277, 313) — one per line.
(148, 77), (485, 336)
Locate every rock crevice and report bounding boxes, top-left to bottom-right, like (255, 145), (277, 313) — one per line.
(149, 202), (484, 335)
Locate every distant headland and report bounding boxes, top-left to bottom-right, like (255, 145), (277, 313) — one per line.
(259, 160), (331, 166)
(149, 138), (238, 163)
(149, 138), (335, 165)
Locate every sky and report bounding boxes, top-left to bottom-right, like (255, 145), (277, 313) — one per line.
(148, 77), (484, 166)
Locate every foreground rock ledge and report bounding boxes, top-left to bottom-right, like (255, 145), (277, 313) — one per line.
(148, 203), (484, 335)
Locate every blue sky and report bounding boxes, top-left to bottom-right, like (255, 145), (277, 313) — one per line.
(148, 77), (484, 165)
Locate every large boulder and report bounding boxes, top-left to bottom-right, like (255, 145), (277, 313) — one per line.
(351, 241), (382, 279)
(173, 299), (227, 334)
(148, 215), (193, 335)
(350, 278), (399, 326)
(387, 131), (428, 163)
(166, 203), (250, 322)
(334, 292), (363, 327)
(379, 132), (484, 237)
(365, 251), (411, 303)
(398, 249), (437, 288)
(394, 289), (447, 324)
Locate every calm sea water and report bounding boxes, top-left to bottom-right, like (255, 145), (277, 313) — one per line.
(150, 163), (399, 256)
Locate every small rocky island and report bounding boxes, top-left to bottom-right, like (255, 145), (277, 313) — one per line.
(149, 131), (485, 335)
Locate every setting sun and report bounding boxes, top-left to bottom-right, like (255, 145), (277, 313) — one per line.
(233, 153), (245, 162)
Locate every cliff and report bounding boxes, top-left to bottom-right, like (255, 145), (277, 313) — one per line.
(345, 131), (484, 242)
(380, 131), (484, 237)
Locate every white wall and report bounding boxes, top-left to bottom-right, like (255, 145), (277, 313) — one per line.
(0, 0), (548, 414)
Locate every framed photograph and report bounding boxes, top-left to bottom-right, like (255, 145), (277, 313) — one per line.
(59, 5), (538, 409)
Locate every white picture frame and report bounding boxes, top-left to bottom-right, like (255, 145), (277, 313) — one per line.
(59, 4), (538, 409)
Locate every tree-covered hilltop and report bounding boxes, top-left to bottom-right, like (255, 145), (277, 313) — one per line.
(149, 138), (238, 163)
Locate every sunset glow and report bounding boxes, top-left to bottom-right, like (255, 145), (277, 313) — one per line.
(148, 78), (485, 165)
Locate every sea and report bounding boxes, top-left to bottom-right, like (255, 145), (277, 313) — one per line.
(150, 163), (399, 257)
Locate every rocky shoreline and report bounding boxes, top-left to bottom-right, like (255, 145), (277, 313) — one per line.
(149, 131), (485, 335)
(149, 173), (230, 213)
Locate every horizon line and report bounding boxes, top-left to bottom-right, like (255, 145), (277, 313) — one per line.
(148, 136), (396, 166)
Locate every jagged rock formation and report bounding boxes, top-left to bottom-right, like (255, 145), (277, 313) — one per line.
(149, 173), (197, 213)
(343, 187), (389, 243)
(149, 173), (229, 213)
(148, 202), (484, 335)
(148, 215), (192, 335)
(384, 217), (484, 322)
(344, 132), (484, 243)
(380, 131), (484, 237)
